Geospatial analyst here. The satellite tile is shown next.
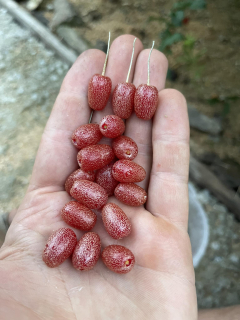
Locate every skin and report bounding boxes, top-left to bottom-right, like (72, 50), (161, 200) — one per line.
(198, 306), (240, 319)
(112, 135), (138, 160)
(112, 82), (136, 119)
(99, 115), (125, 138)
(77, 144), (115, 171)
(65, 169), (95, 194)
(95, 162), (119, 196)
(71, 123), (103, 149)
(0, 35), (197, 320)
(102, 203), (131, 239)
(112, 159), (146, 183)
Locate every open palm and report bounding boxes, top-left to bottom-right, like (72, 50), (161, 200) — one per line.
(0, 35), (197, 320)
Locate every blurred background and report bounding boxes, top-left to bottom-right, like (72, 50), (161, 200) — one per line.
(0, 0), (239, 311)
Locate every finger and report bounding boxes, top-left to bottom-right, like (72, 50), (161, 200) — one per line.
(125, 49), (168, 189)
(91, 35), (143, 136)
(29, 49), (106, 191)
(147, 89), (190, 230)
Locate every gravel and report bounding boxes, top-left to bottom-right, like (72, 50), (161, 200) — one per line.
(194, 186), (240, 308)
(0, 7), (69, 213)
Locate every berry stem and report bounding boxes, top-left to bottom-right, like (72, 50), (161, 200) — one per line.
(89, 110), (93, 124)
(102, 31), (111, 76)
(147, 41), (155, 86)
(126, 38), (137, 83)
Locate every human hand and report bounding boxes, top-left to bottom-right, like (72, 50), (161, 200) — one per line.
(0, 35), (197, 320)
(199, 306), (240, 320)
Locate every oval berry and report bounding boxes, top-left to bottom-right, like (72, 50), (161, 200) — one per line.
(72, 232), (101, 271)
(112, 136), (138, 160)
(134, 84), (158, 120)
(102, 245), (135, 274)
(71, 124), (102, 150)
(99, 115), (125, 138)
(112, 160), (146, 183)
(88, 74), (112, 111)
(112, 83), (136, 119)
(102, 203), (131, 239)
(42, 228), (77, 268)
(61, 201), (97, 231)
(65, 169), (95, 194)
(114, 183), (147, 206)
(77, 144), (115, 171)
(95, 162), (119, 196)
(70, 180), (108, 209)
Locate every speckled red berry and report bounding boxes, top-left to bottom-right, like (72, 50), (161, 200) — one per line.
(70, 180), (108, 209)
(114, 183), (147, 206)
(77, 144), (115, 171)
(112, 83), (136, 119)
(88, 74), (112, 111)
(112, 160), (146, 183)
(134, 84), (158, 120)
(99, 115), (125, 138)
(95, 162), (119, 196)
(102, 203), (131, 239)
(42, 228), (77, 268)
(71, 124), (102, 150)
(65, 169), (95, 194)
(112, 136), (138, 161)
(102, 245), (135, 274)
(72, 232), (101, 271)
(61, 201), (97, 231)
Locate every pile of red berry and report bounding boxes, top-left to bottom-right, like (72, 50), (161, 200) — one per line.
(42, 35), (158, 274)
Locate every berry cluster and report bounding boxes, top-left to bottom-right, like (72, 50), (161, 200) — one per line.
(42, 34), (158, 274)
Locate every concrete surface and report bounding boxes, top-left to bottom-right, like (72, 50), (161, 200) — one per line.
(0, 6), (68, 214)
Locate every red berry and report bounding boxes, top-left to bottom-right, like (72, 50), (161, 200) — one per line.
(102, 245), (135, 274)
(134, 84), (158, 120)
(42, 228), (77, 268)
(102, 203), (131, 239)
(114, 183), (147, 206)
(99, 115), (125, 138)
(65, 169), (95, 194)
(72, 124), (102, 150)
(182, 17), (190, 25)
(88, 74), (112, 111)
(77, 144), (115, 171)
(70, 180), (108, 209)
(112, 83), (136, 119)
(112, 160), (146, 183)
(61, 201), (97, 231)
(72, 232), (101, 271)
(112, 136), (138, 160)
(95, 162), (119, 196)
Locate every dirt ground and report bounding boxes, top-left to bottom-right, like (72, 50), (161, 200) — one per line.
(39, 0), (240, 169)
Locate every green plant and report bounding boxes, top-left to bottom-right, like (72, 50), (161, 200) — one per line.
(178, 35), (206, 78)
(208, 96), (239, 117)
(150, 0), (206, 53)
